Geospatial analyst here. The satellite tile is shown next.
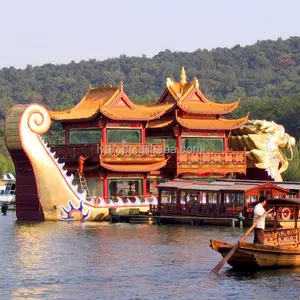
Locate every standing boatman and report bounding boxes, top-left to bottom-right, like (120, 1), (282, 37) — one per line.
(253, 196), (268, 244)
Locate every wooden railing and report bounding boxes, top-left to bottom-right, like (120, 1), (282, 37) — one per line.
(265, 228), (300, 246)
(50, 144), (99, 159)
(177, 151), (247, 175)
(150, 203), (243, 217)
(177, 151), (246, 165)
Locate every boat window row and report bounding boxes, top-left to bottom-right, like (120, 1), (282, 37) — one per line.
(67, 128), (224, 152)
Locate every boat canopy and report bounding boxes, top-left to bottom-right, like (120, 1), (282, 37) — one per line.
(251, 198), (300, 207)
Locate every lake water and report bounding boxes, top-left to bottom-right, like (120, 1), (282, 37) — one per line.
(1, 212), (300, 300)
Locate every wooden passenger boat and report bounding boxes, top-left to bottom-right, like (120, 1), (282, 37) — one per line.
(210, 198), (300, 270)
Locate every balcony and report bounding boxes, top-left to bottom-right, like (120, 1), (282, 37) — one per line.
(177, 151), (247, 175)
(100, 142), (165, 164)
(50, 143), (99, 160)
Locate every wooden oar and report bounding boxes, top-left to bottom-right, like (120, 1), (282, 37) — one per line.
(210, 207), (273, 273)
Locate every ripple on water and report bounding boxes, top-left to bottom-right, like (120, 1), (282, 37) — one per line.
(0, 212), (300, 300)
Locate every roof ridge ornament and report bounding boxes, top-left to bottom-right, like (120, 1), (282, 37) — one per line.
(193, 77), (200, 89)
(166, 77), (174, 87)
(120, 81), (124, 91)
(180, 66), (187, 84)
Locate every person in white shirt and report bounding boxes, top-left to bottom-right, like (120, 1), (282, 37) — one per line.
(253, 196), (267, 244)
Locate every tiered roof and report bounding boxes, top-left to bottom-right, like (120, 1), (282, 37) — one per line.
(49, 84), (173, 122)
(49, 67), (248, 130)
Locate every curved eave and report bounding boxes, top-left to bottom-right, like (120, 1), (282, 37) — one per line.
(146, 118), (175, 129)
(177, 99), (240, 115)
(100, 159), (168, 172)
(50, 110), (100, 122)
(49, 87), (120, 121)
(100, 103), (174, 121)
(176, 113), (249, 130)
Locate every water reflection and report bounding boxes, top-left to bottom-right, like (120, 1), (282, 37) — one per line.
(0, 212), (299, 299)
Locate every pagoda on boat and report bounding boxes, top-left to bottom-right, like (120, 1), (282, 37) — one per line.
(48, 67), (248, 201)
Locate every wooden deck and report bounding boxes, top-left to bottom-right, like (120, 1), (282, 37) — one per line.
(111, 213), (239, 226)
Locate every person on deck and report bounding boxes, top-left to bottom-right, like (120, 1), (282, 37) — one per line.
(253, 196), (267, 245)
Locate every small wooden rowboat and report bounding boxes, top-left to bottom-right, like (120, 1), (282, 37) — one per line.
(211, 198), (300, 270)
(210, 239), (300, 269)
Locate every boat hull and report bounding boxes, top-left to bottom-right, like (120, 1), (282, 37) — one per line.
(210, 239), (300, 269)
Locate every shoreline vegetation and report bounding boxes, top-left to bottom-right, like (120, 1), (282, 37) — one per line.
(1, 36), (300, 179)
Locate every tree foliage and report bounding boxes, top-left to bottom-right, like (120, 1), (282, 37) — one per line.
(1, 36), (300, 178)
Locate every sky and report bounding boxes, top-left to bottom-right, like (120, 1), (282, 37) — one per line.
(0, 0), (300, 69)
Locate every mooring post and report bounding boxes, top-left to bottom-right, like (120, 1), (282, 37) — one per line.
(231, 219), (235, 228)
(239, 212), (243, 228)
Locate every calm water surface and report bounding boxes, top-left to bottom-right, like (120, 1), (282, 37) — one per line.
(0, 212), (300, 300)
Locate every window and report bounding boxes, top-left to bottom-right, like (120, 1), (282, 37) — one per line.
(107, 129), (141, 143)
(235, 193), (244, 205)
(246, 195), (257, 203)
(108, 179), (142, 198)
(170, 190), (177, 204)
(180, 191), (187, 204)
(184, 190), (198, 208)
(181, 138), (224, 152)
(4, 184), (15, 195)
(199, 192), (208, 204)
(208, 192), (218, 204)
(146, 138), (177, 153)
(225, 193), (244, 205)
(69, 129), (101, 144)
(161, 189), (170, 203)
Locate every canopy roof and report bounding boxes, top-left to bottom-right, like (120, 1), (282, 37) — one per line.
(266, 198), (300, 206)
(249, 198), (300, 207)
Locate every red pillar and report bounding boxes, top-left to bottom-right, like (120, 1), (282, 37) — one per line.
(102, 119), (107, 143)
(143, 174), (147, 198)
(177, 134), (181, 152)
(65, 126), (69, 145)
(103, 174), (108, 202)
(224, 132), (229, 152)
(141, 124), (146, 145)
